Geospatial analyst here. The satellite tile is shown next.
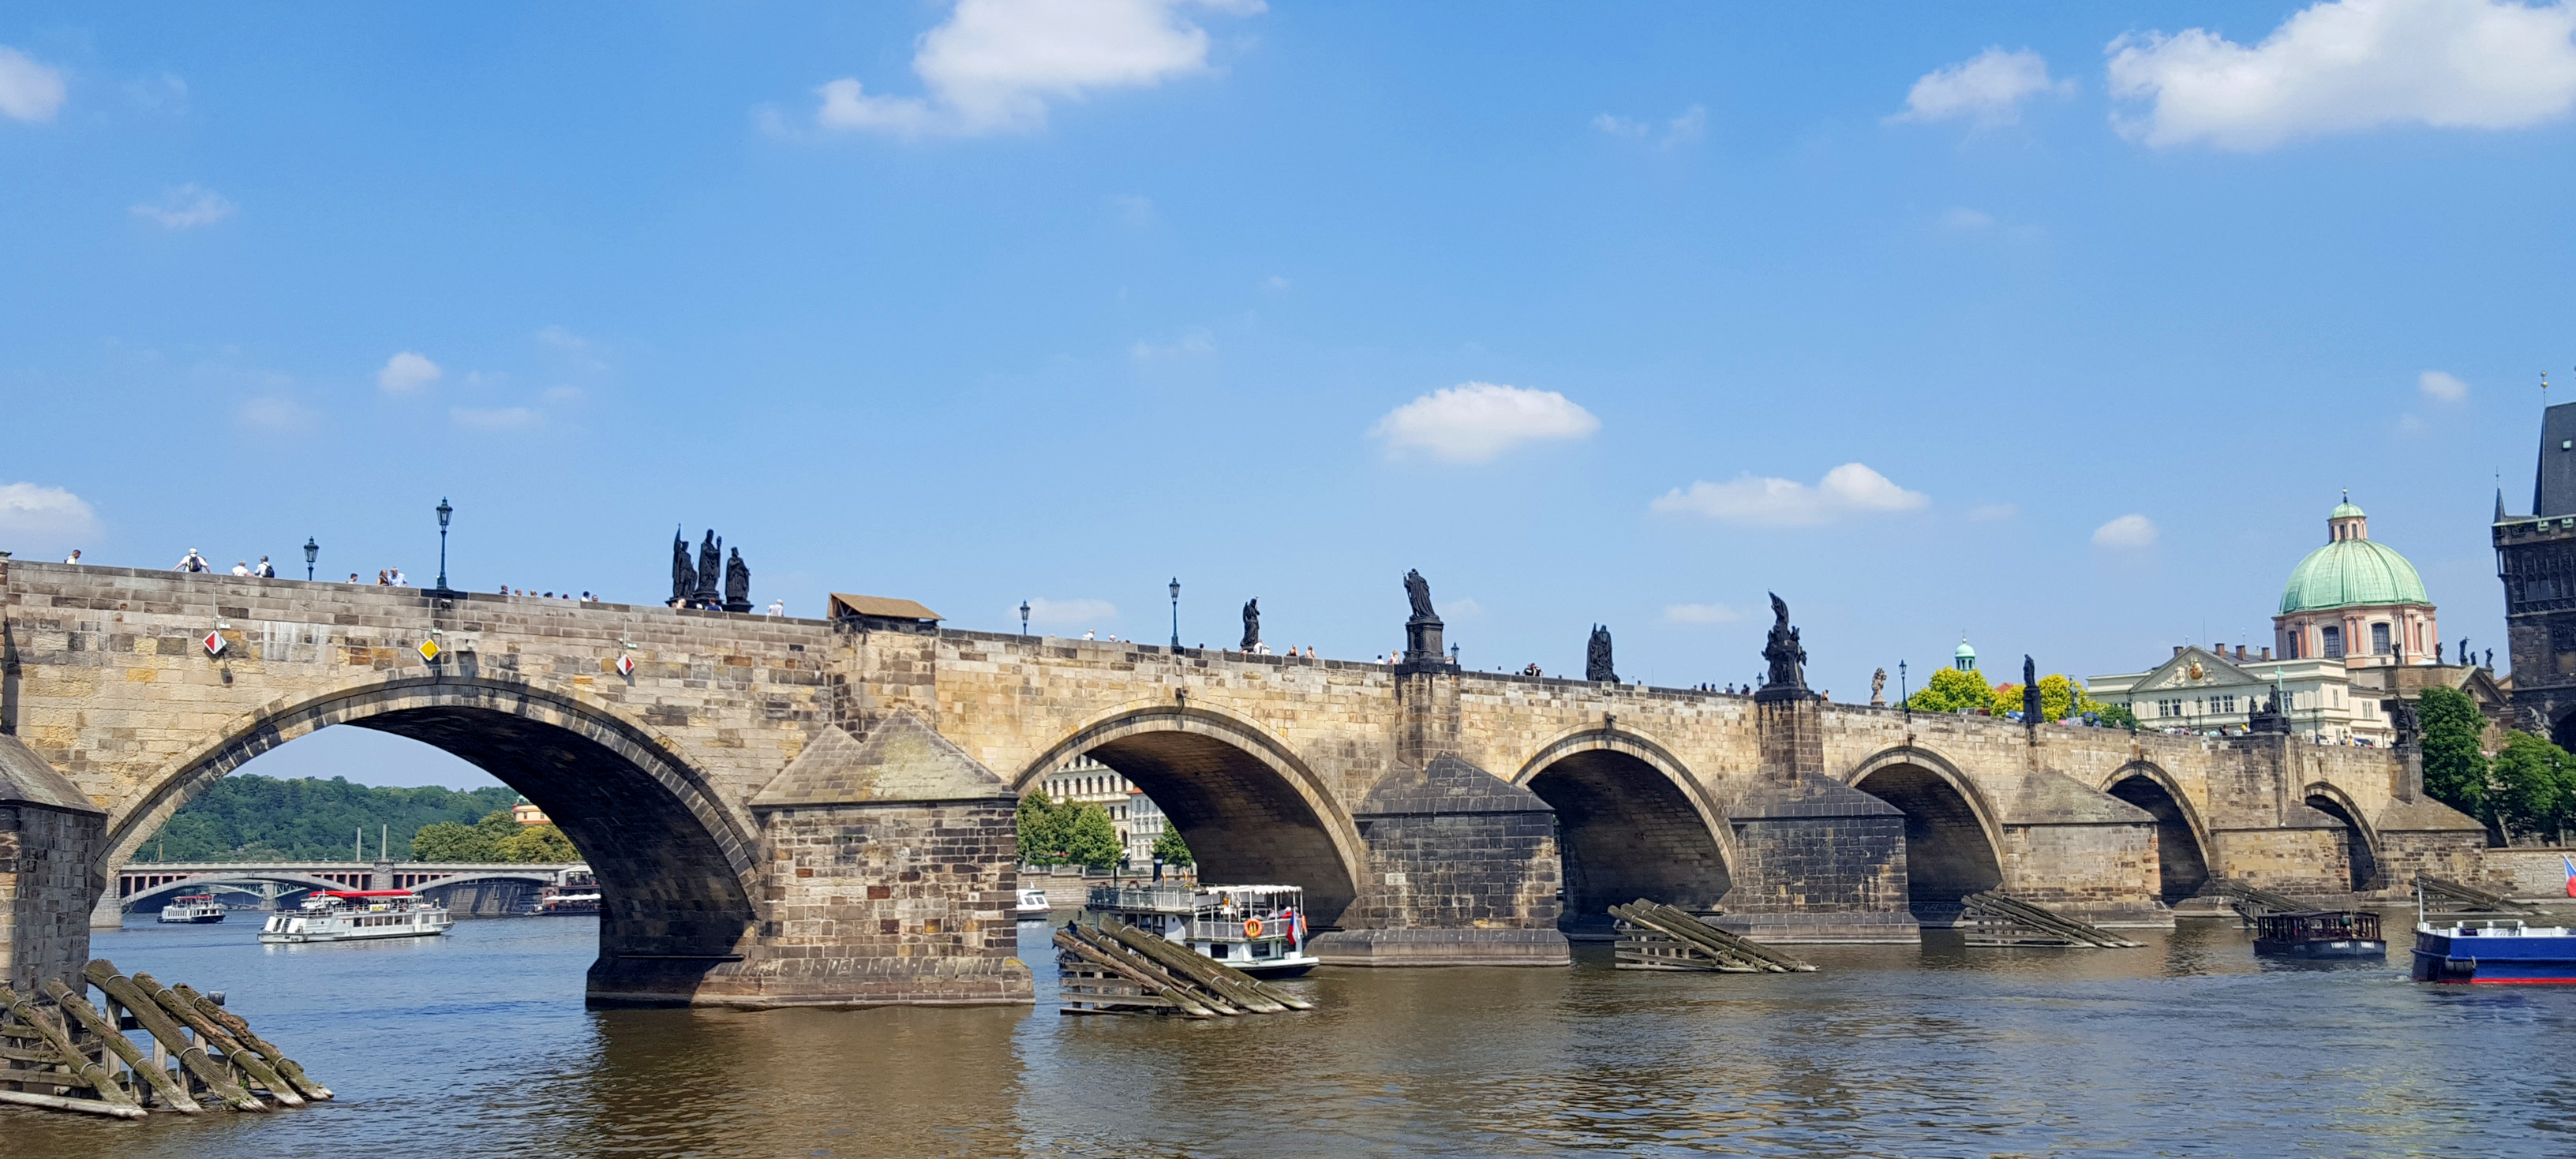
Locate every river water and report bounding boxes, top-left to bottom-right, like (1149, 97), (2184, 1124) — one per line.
(13, 914), (2576, 1157)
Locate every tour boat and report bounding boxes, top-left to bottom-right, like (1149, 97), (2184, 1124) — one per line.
(157, 895), (228, 924)
(2252, 910), (2385, 959)
(258, 890), (452, 944)
(2411, 918), (2576, 983)
(1087, 883), (1320, 978)
(536, 886), (601, 915)
(1016, 888), (1052, 922)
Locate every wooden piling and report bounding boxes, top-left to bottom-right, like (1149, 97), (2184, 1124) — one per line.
(173, 983), (329, 1101)
(130, 973), (304, 1107)
(41, 981), (200, 1114)
(0, 985), (138, 1110)
(1102, 922), (1306, 1011)
(84, 962), (267, 1113)
(0, 1088), (150, 1120)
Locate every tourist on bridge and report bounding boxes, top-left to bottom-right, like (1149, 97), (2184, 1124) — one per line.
(175, 548), (209, 571)
(63, 548), (80, 564)
(232, 561), (251, 576)
(256, 555), (275, 578)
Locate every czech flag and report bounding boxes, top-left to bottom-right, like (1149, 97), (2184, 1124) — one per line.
(2564, 856), (2576, 899)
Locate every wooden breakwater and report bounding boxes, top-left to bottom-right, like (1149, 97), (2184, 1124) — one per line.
(1608, 901), (1816, 973)
(1054, 920), (1316, 1017)
(0, 959), (328, 1119)
(1958, 892), (2142, 948)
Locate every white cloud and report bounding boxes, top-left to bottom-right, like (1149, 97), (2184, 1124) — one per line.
(2108, 0), (2576, 151)
(1652, 463), (1930, 526)
(1664, 602), (1742, 624)
(1941, 207), (1996, 230)
(1593, 104), (1706, 147)
(1021, 597), (1118, 626)
(0, 482), (98, 540)
(2093, 514), (2159, 548)
(1131, 328), (1215, 361)
(1968, 503), (2018, 522)
(378, 351), (441, 394)
(1110, 194), (1156, 227)
(1446, 597), (1484, 619)
(1262, 274), (1290, 291)
(237, 397), (319, 431)
(814, 0), (1263, 136)
(1890, 47), (2073, 126)
(0, 46), (66, 122)
(451, 406), (541, 430)
(2420, 369), (2469, 402)
(129, 184), (235, 229)
(1371, 382), (1601, 464)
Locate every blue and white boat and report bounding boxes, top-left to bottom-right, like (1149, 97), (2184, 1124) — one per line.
(2410, 878), (2576, 984)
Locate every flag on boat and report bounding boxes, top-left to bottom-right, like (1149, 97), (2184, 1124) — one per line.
(2563, 855), (2575, 899)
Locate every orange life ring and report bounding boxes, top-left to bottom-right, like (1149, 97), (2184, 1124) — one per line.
(1244, 918), (1264, 938)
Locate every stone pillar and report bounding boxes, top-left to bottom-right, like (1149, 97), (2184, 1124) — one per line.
(679, 712), (1033, 1008)
(1720, 692), (1919, 943)
(1392, 661), (1460, 768)
(1311, 753), (1569, 966)
(1, 735), (107, 996)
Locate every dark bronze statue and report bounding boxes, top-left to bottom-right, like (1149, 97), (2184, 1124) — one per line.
(1758, 593), (1806, 693)
(670, 526), (695, 605)
(695, 531), (722, 606)
(723, 548), (751, 613)
(1240, 598), (1260, 651)
(1403, 570), (1436, 620)
(1586, 625), (1616, 682)
(2022, 656), (2042, 723)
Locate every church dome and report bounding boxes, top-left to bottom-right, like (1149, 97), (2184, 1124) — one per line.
(1953, 637), (1977, 671)
(2279, 499), (2429, 613)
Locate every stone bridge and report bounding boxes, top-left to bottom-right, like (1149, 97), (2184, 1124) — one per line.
(0, 559), (2486, 1006)
(110, 860), (587, 915)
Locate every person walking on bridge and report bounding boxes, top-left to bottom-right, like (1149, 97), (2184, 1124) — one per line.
(175, 548), (208, 572)
(256, 555), (275, 578)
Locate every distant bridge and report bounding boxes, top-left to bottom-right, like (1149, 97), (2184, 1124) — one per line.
(112, 860), (588, 914)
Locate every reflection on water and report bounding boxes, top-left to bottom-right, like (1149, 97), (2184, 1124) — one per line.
(14, 912), (2576, 1157)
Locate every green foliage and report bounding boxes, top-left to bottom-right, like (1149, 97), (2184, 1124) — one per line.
(406, 809), (581, 862)
(2094, 703), (2139, 730)
(1017, 789), (1069, 866)
(136, 774), (518, 862)
(1061, 803), (1125, 870)
(1151, 827), (1195, 866)
(2488, 731), (2572, 843)
(1988, 674), (2108, 723)
(1907, 667), (1993, 714)
(2417, 686), (2490, 820)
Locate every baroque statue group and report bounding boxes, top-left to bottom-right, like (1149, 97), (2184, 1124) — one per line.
(670, 527), (751, 612)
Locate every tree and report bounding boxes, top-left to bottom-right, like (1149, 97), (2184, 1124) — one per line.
(140, 774), (518, 862)
(1061, 803), (1124, 870)
(410, 820), (496, 862)
(2094, 703), (2139, 730)
(1017, 789), (1067, 866)
(2418, 685), (2489, 820)
(497, 823), (580, 862)
(1151, 828), (1194, 867)
(1907, 667), (1993, 714)
(2488, 731), (2568, 845)
(1986, 673), (2103, 722)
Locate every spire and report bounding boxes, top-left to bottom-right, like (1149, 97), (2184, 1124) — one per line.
(2498, 487), (2510, 523)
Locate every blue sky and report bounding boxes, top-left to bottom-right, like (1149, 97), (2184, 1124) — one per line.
(7, 1), (2576, 790)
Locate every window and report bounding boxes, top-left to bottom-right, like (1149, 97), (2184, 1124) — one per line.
(2156, 698), (2185, 718)
(2213, 695), (2237, 715)
(2371, 622), (2391, 656)
(2321, 625), (2344, 658)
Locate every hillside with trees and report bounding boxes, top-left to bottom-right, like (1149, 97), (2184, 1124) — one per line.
(134, 775), (521, 862)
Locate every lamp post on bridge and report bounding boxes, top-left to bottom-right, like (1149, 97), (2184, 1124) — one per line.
(432, 498), (455, 596)
(1169, 578), (1181, 651)
(1020, 600), (1031, 637)
(303, 537), (318, 581)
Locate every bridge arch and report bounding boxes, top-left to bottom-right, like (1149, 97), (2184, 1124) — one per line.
(1511, 725), (1735, 930)
(1016, 700), (1366, 926)
(2301, 781), (2383, 892)
(1844, 746), (2006, 920)
(2099, 761), (2214, 903)
(108, 671), (760, 1001)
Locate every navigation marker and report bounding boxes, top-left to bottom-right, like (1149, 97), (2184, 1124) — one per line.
(616, 653), (634, 677)
(417, 638), (441, 663)
(201, 630), (227, 657)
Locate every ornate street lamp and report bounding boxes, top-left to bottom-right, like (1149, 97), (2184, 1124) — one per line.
(1020, 600), (1031, 636)
(1168, 578), (1181, 650)
(303, 537), (318, 581)
(433, 498), (454, 594)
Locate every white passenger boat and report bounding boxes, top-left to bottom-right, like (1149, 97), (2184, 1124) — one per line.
(259, 890), (452, 944)
(1087, 883), (1320, 978)
(1016, 888), (1053, 922)
(158, 895), (228, 924)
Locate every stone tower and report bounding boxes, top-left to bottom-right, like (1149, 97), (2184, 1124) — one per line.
(2498, 400), (2576, 746)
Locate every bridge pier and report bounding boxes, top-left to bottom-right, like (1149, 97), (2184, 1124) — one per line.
(2, 737), (108, 995)
(1715, 696), (1919, 943)
(1312, 752), (1570, 966)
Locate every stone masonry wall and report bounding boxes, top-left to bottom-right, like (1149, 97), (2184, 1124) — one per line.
(0, 804), (104, 994)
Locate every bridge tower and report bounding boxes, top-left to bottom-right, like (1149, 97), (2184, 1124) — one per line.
(2498, 401), (2576, 746)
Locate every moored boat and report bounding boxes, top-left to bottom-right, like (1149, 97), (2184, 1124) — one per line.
(1088, 883), (1320, 978)
(2411, 918), (2576, 983)
(157, 895), (228, 924)
(1016, 888), (1052, 922)
(2252, 910), (2385, 959)
(259, 890), (451, 944)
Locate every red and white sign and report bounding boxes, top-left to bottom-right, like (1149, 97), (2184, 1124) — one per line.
(200, 630), (227, 657)
(616, 653), (635, 677)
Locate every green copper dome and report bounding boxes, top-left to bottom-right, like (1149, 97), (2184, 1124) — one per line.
(2279, 502), (2428, 613)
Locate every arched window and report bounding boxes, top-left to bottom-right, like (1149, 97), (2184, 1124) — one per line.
(2321, 625), (2344, 658)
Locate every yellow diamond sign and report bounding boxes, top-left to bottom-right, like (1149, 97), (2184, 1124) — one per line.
(417, 638), (442, 663)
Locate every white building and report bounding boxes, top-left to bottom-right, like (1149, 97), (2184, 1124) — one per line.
(1038, 754), (1166, 868)
(2088, 645), (2383, 745)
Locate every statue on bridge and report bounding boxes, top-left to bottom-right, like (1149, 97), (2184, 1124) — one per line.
(1404, 570), (1437, 620)
(694, 531), (723, 608)
(1240, 598), (1260, 652)
(1870, 667), (1886, 706)
(1586, 625), (1616, 682)
(669, 526), (696, 606)
(1755, 593), (1807, 698)
(1400, 570), (1447, 666)
(723, 548), (751, 614)
(2022, 656), (2042, 723)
